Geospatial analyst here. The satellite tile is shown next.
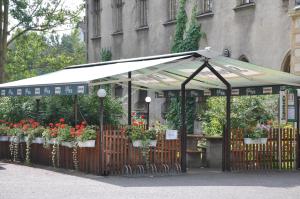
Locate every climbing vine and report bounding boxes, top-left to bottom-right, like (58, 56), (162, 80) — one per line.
(165, 97), (195, 133)
(171, 1), (204, 53)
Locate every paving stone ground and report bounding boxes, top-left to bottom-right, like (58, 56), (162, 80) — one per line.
(0, 161), (300, 199)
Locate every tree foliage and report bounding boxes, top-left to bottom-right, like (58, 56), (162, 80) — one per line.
(1, 29), (123, 126)
(202, 96), (277, 136)
(6, 29), (85, 81)
(0, 0), (83, 82)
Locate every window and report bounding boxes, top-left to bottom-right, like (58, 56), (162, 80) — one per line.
(239, 0), (255, 6)
(167, 0), (177, 21)
(138, 0), (148, 27)
(113, 0), (123, 33)
(93, 0), (101, 37)
(198, 0), (213, 14)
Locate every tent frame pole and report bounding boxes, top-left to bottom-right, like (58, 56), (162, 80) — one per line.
(181, 60), (232, 173)
(128, 72), (132, 125)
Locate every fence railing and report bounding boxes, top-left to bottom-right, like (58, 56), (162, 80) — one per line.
(0, 126), (181, 176)
(231, 128), (298, 171)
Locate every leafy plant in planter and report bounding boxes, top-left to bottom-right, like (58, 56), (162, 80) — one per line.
(7, 123), (24, 162)
(0, 122), (10, 141)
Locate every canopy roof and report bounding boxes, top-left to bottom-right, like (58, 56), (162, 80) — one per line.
(1, 49), (300, 97)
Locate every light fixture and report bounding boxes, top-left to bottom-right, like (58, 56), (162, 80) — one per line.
(145, 96), (151, 103)
(97, 88), (107, 98)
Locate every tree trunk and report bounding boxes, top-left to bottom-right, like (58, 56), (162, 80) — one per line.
(0, 0), (9, 83)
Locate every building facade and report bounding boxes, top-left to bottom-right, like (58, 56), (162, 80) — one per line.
(84, 0), (300, 123)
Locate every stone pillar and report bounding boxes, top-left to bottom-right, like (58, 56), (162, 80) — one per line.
(289, 8), (300, 74)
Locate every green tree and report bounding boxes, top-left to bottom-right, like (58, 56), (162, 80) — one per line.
(0, 0), (83, 82)
(6, 29), (86, 81)
(202, 96), (277, 136)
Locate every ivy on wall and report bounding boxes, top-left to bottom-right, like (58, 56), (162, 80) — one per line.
(165, 97), (195, 134)
(167, 0), (203, 133)
(171, 0), (204, 53)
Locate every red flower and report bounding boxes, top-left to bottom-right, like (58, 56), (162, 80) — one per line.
(141, 115), (145, 119)
(59, 118), (65, 123)
(75, 124), (80, 130)
(139, 121), (144, 125)
(131, 112), (136, 116)
(60, 124), (65, 129)
(55, 123), (60, 127)
(49, 123), (54, 128)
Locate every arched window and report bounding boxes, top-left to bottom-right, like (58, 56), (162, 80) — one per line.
(281, 50), (291, 73)
(238, 55), (249, 63)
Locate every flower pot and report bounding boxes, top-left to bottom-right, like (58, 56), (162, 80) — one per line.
(0, 135), (9, 142)
(149, 140), (157, 147)
(132, 140), (142, 147)
(244, 138), (268, 145)
(78, 140), (95, 148)
(260, 138), (268, 144)
(61, 141), (74, 148)
(32, 137), (45, 144)
(9, 136), (24, 143)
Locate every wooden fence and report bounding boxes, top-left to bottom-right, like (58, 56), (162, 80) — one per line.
(231, 128), (298, 171)
(0, 127), (181, 175)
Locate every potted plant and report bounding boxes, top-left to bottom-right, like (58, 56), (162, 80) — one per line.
(77, 125), (97, 147)
(57, 122), (74, 148)
(0, 123), (9, 141)
(244, 123), (269, 144)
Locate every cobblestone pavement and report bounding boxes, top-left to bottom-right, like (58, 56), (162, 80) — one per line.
(0, 162), (300, 199)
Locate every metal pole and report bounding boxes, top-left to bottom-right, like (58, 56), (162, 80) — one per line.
(74, 95), (78, 126)
(128, 72), (132, 125)
(225, 86), (231, 172)
(99, 97), (104, 175)
(296, 97), (300, 169)
(180, 84), (187, 173)
(36, 98), (40, 121)
(146, 102), (150, 129)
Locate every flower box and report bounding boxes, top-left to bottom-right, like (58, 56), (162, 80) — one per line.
(78, 140), (95, 148)
(0, 135), (9, 142)
(61, 141), (74, 148)
(32, 137), (45, 144)
(9, 136), (25, 143)
(149, 140), (157, 147)
(244, 138), (268, 145)
(132, 140), (142, 147)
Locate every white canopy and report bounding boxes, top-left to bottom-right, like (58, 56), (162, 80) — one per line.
(1, 49), (300, 96)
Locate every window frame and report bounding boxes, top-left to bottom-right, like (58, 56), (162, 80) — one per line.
(93, 0), (101, 37)
(138, 0), (148, 28)
(167, 0), (177, 22)
(113, 0), (123, 33)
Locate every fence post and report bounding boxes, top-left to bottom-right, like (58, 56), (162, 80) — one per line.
(278, 129), (282, 170)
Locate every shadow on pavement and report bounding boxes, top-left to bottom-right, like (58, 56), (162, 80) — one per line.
(1, 161), (300, 188)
